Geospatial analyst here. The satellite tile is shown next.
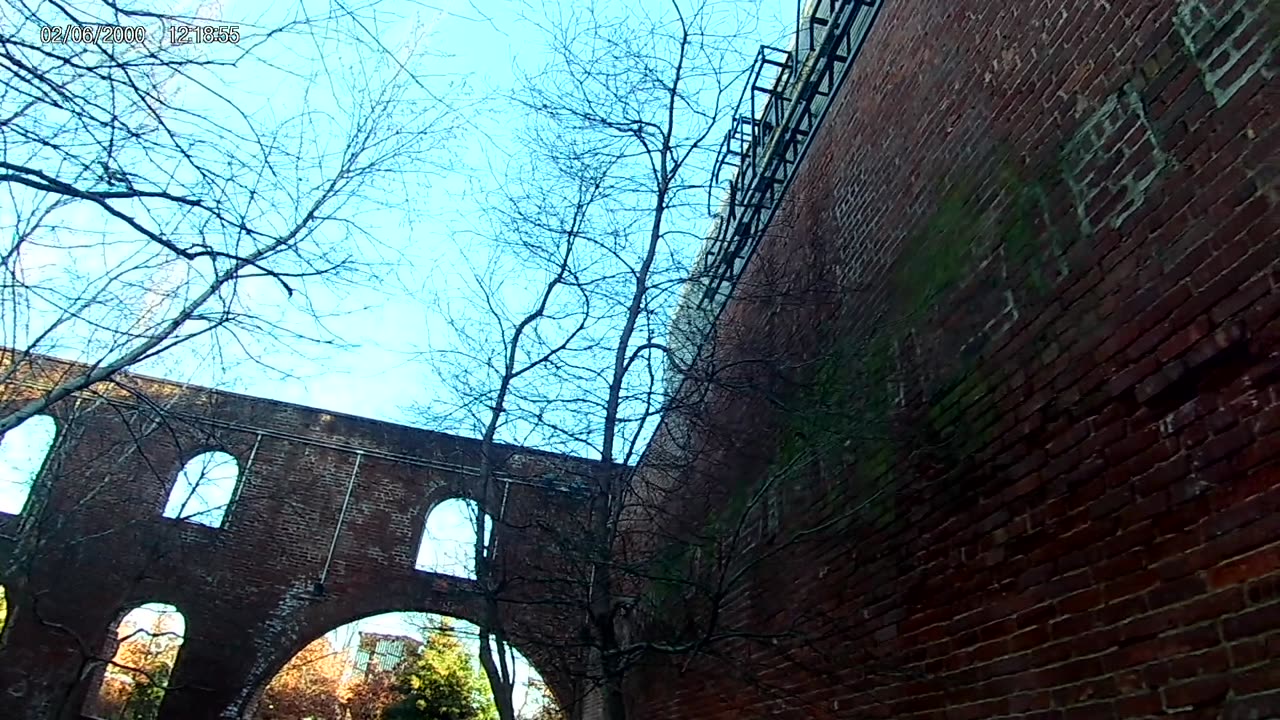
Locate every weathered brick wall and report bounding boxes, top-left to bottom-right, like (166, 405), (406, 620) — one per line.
(630, 0), (1279, 718)
(0, 355), (598, 720)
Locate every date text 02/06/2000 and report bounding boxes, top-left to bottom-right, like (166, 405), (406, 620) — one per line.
(40, 24), (147, 45)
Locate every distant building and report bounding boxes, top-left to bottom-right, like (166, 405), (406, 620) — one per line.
(350, 632), (421, 680)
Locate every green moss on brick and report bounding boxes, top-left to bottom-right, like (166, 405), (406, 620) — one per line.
(705, 154), (1072, 550)
(894, 189), (981, 316)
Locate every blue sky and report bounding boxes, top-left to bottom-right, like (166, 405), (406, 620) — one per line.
(2, 0), (798, 426)
(188, 0), (799, 428)
(0, 0), (799, 708)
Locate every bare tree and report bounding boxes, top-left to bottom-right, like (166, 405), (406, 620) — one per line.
(0, 0), (460, 435)
(410, 1), (787, 718)
(0, 8), (461, 710)
(413, 151), (604, 720)
(410, 0), (939, 717)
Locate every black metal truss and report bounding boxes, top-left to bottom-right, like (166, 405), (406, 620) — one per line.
(697, 0), (884, 311)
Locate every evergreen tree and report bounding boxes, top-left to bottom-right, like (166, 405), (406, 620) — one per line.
(119, 662), (170, 720)
(382, 621), (497, 720)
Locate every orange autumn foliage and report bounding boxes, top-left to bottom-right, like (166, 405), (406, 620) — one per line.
(341, 669), (400, 720)
(257, 637), (346, 720)
(257, 637), (413, 720)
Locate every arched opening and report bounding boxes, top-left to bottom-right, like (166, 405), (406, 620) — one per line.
(162, 450), (239, 527)
(0, 584), (8, 635)
(85, 602), (186, 720)
(256, 612), (562, 720)
(0, 414), (57, 515)
(415, 497), (493, 580)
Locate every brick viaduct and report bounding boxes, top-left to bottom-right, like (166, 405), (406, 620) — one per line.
(0, 356), (601, 720)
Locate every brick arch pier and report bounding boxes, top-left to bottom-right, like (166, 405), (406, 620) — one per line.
(0, 354), (599, 720)
(237, 582), (580, 720)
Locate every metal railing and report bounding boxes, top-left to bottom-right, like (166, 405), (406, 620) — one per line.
(667, 0), (884, 386)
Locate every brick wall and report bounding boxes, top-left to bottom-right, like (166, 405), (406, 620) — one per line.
(630, 0), (1279, 718)
(0, 355), (598, 720)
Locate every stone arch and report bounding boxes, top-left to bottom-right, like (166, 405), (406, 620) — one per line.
(414, 496), (494, 580)
(233, 582), (577, 720)
(162, 449), (240, 527)
(83, 602), (187, 719)
(0, 413), (57, 515)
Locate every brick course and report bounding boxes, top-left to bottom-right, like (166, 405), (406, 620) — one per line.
(632, 0), (1279, 718)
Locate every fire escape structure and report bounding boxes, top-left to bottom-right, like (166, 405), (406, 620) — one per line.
(668, 0), (883, 384)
